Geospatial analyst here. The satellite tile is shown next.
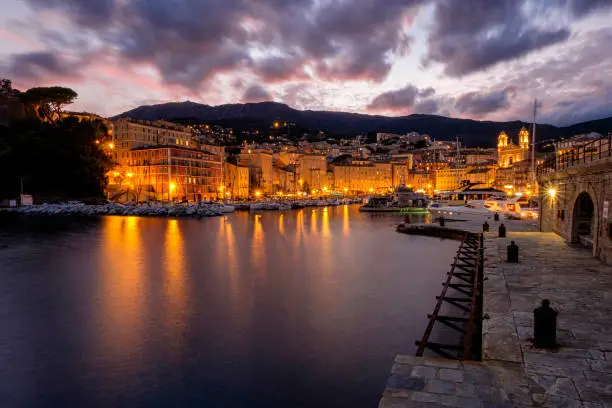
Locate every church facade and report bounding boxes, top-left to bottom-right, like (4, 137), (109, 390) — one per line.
(497, 127), (530, 168)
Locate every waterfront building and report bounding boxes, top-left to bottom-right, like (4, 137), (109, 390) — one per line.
(297, 153), (327, 192)
(113, 118), (193, 166)
(463, 148), (497, 165)
(332, 161), (392, 193)
(224, 162), (250, 199)
(406, 170), (434, 193)
(127, 146), (223, 202)
(238, 149), (274, 194)
(465, 165), (497, 188)
(274, 164), (297, 194)
(434, 167), (467, 191)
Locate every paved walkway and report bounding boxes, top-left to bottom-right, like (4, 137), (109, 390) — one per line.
(379, 229), (612, 408)
(483, 232), (612, 407)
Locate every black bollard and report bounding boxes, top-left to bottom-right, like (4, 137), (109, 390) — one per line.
(533, 299), (557, 349)
(439, 216), (445, 227)
(483, 221), (490, 232)
(494, 212), (500, 221)
(498, 223), (506, 237)
(507, 240), (519, 262)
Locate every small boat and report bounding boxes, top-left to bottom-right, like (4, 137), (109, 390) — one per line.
(250, 202), (281, 211)
(428, 199), (524, 221)
(358, 188), (429, 214)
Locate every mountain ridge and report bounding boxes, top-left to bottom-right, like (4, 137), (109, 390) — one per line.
(114, 101), (612, 147)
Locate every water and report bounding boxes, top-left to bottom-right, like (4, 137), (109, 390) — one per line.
(0, 206), (459, 408)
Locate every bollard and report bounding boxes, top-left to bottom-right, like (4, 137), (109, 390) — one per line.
(507, 240), (519, 262)
(494, 212), (500, 221)
(498, 223), (506, 237)
(439, 216), (445, 227)
(533, 299), (557, 349)
(483, 221), (489, 232)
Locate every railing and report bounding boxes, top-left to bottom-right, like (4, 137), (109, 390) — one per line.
(537, 133), (612, 178)
(415, 233), (484, 360)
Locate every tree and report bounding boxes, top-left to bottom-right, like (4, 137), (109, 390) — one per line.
(0, 78), (15, 98)
(19, 86), (78, 124)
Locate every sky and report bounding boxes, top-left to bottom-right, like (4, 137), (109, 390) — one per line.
(1, 0), (611, 126)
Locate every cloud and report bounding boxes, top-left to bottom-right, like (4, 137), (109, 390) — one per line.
(242, 84), (271, 103)
(368, 85), (420, 111)
(6, 51), (83, 81)
(19, 0), (424, 88)
(455, 87), (517, 116)
(251, 56), (308, 83)
(413, 98), (440, 114)
(425, 0), (573, 77)
(25, 0), (116, 28)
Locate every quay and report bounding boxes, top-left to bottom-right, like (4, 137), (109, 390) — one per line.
(379, 219), (612, 408)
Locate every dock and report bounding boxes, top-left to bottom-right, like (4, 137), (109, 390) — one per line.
(379, 220), (612, 407)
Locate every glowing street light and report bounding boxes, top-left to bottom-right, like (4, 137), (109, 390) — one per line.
(95, 140), (100, 144)
(322, 186), (328, 192)
(369, 187), (374, 193)
(274, 121), (279, 128)
(169, 182), (176, 191)
(548, 188), (556, 198)
(108, 143), (114, 149)
(343, 187), (348, 192)
(255, 191), (262, 198)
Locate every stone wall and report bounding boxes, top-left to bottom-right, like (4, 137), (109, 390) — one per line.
(539, 156), (612, 265)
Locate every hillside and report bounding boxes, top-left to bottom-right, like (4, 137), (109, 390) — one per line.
(114, 101), (611, 147)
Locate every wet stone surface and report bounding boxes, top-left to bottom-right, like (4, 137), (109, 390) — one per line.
(380, 226), (612, 408)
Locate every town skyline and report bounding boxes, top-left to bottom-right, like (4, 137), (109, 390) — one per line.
(1, 0), (612, 126)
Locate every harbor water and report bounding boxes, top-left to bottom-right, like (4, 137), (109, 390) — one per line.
(0, 206), (459, 408)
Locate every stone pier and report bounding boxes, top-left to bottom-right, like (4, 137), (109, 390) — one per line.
(379, 225), (612, 407)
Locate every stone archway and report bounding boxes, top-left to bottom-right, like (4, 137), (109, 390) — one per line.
(571, 191), (595, 247)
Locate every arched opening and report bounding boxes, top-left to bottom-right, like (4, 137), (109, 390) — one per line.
(572, 192), (595, 247)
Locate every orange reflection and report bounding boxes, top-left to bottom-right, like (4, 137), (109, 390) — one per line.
(278, 213), (285, 235)
(224, 218), (238, 292)
(164, 219), (187, 334)
(294, 210), (304, 248)
(343, 204), (350, 236)
(98, 216), (144, 370)
(251, 215), (266, 273)
(322, 207), (330, 238)
(310, 209), (318, 236)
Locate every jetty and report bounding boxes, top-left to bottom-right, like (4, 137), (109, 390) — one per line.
(379, 219), (612, 407)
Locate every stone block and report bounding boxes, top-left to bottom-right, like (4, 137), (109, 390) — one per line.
(439, 369), (464, 382)
(426, 379), (456, 395)
(387, 374), (426, 391)
(411, 365), (437, 379)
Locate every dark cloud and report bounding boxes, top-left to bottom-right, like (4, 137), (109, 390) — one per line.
(426, 0), (572, 77)
(7, 51), (81, 81)
(22, 0), (423, 88)
(25, 0), (116, 28)
(251, 56), (308, 82)
(418, 87), (436, 98)
(242, 84), (271, 103)
(368, 85), (419, 111)
(413, 99), (440, 114)
(455, 87), (517, 116)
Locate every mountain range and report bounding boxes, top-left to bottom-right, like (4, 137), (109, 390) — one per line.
(115, 101), (612, 147)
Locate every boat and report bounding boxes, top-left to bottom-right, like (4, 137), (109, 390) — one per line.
(428, 198), (524, 221)
(250, 202), (281, 211)
(432, 185), (507, 206)
(358, 188), (429, 214)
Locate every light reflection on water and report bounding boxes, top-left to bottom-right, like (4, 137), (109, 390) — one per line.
(0, 206), (457, 408)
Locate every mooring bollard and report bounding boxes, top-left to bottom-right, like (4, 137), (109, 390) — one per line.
(494, 212), (500, 221)
(507, 240), (519, 262)
(439, 216), (445, 227)
(483, 221), (489, 232)
(498, 223), (506, 237)
(534, 299), (557, 349)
